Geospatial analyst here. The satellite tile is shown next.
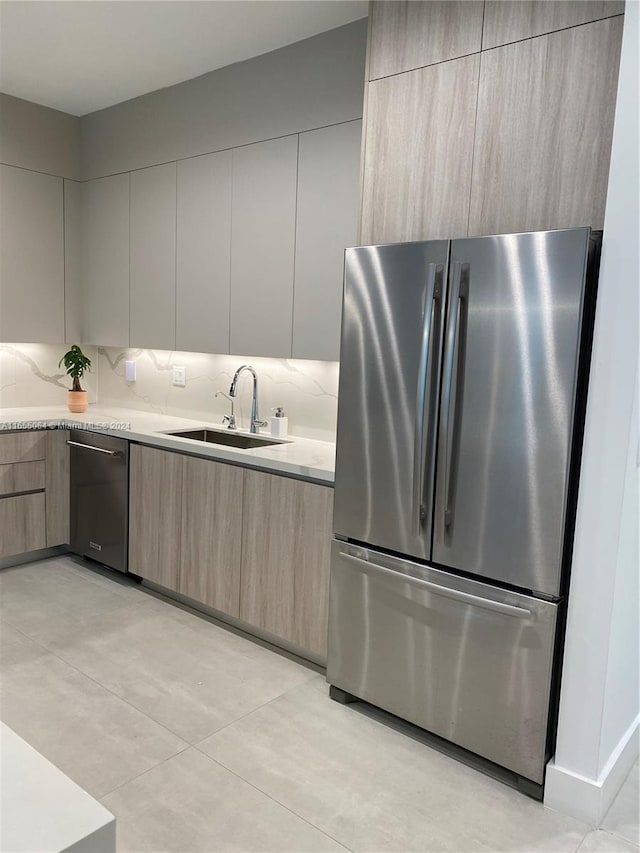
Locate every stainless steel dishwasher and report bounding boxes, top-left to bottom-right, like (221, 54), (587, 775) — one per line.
(68, 430), (129, 573)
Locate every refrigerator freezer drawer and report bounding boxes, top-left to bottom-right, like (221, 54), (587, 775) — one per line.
(327, 541), (558, 784)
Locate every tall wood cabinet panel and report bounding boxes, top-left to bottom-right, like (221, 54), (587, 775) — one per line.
(482, 1), (625, 50)
(81, 173), (130, 347)
(0, 165), (64, 343)
(230, 136), (298, 358)
(361, 54), (480, 245)
(293, 120), (362, 362)
(63, 181), (82, 344)
(240, 469), (333, 658)
(468, 17), (624, 237)
(179, 455), (243, 616)
(45, 429), (69, 546)
(129, 445), (182, 590)
(176, 151), (232, 354)
(369, 1), (483, 79)
(130, 163), (177, 350)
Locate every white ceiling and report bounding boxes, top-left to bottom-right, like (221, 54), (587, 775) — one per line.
(0, 0), (368, 117)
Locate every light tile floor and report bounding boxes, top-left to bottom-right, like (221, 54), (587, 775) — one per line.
(1, 556), (638, 853)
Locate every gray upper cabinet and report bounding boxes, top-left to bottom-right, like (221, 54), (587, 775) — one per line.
(63, 180), (82, 344)
(469, 16), (624, 236)
(0, 165), (64, 343)
(369, 1), (483, 80)
(293, 121), (362, 362)
(361, 54), (480, 245)
(130, 163), (177, 350)
(230, 136), (298, 358)
(176, 151), (232, 354)
(81, 173), (130, 347)
(482, 1), (625, 50)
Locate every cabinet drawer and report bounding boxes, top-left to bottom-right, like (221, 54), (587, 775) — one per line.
(0, 492), (46, 558)
(0, 431), (46, 464)
(0, 461), (45, 496)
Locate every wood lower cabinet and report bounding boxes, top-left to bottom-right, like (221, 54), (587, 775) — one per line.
(0, 493), (46, 559)
(45, 429), (69, 547)
(240, 469), (333, 659)
(129, 445), (182, 590)
(179, 455), (243, 617)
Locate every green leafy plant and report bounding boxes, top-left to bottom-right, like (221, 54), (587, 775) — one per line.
(59, 345), (91, 392)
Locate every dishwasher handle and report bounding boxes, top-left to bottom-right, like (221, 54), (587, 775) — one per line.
(67, 439), (121, 457)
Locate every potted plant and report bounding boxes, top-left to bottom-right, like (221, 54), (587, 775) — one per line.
(59, 345), (92, 413)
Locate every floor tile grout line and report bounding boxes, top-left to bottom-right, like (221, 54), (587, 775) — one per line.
(98, 743), (193, 801)
(191, 744), (355, 853)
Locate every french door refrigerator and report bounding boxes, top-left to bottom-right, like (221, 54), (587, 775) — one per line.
(328, 227), (600, 794)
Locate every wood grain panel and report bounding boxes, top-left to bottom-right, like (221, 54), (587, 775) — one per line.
(0, 461), (45, 496)
(469, 17), (624, 236)
(0, 493), (46, 558)
(483, 1), (625, 50)
(0, 432), (46, 465)
(179, 456), (243, 617)
(240, 470), (333, 659)
(45, 430), (69, 546)
(129, 445), (182, 590)
(369, 1), (483, 79)
(361, 54), (480, 244)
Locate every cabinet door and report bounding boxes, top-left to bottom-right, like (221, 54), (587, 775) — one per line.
(468, 17), (623, 236)
(176, 151), (232, 354)
(240, 470), (333, 659)
(0, 165), (64, 343)
(45, 429), (69, 546)
(179, 455), (243, 616)
(129, 445), (182, 590)
(81, 174), (130, 347)
(63, 180), (82, 344)
(360, 54), (480, 244)
(230, 136), (298, 357)
(0, 493), (46, 558)
(130, 163), (177, 349)
(293, 121), (362, 362)
(369, 1), (483, 79)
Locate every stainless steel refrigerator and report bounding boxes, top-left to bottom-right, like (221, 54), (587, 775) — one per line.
(327, 227), (600, 793)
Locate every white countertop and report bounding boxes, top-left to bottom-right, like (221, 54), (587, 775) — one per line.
(0, 723), (115, 853)
(0, 405), (336, 483)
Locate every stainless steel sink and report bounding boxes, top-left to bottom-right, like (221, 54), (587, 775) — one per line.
(164, 428), (289, 450)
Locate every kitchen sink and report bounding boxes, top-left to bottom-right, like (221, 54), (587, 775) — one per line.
(164, 428), (289, 450)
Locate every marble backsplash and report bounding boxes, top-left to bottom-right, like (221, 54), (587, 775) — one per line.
(0, 344), (339, 442)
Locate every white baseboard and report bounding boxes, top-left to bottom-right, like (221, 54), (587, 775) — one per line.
(545, 714), (639, 826)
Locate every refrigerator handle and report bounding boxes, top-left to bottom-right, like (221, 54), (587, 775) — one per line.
(413, 263), (441, 537)
(439, 261), (469, 532)
(342, 553), (532, 619)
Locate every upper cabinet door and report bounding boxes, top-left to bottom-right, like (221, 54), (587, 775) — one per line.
(63, 180), (82, 344)
(0, 165), (64, 343)
(369, 1), (483, 80)
(130, 163), (177, 350)
(176, 151), (232, 354)
(468, 17), (624, 236)
(81, 173), (130, 347)
(230, 136), (298, 358)
(292, 120), (362, 362)
(361, 55), (480, 245)
(483, 0), (624, 50)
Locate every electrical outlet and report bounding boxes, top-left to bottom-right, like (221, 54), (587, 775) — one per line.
(172, 366), (186, 387)
(125, 360), (136, 382)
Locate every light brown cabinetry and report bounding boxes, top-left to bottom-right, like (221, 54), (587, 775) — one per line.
(482, 0), (625, 50)
(369, 1), (483, 79)
(129, 445), (182, 590)
(179, 455), (243, 616)
(361, 54), (480, 244)
(0, 493), (46, 558)
(0, 431), (48, 559)
(240, 469), (333, 658)
(468, 17), (624, 236)
(45, 430), (70, 546)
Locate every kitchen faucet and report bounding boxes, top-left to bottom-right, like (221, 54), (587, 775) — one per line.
(215, 391), (236, 430)
(229, 365), (267, 434)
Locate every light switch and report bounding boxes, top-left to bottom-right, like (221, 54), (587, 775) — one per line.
(125, 360), (136, 382)
(173, 366), (186, 387)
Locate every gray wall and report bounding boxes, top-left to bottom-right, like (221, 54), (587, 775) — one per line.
(80, 19), (368, 180)
(0, 93), (81, 180)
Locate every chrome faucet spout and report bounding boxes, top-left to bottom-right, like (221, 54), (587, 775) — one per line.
(228, 365), (267, 434)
